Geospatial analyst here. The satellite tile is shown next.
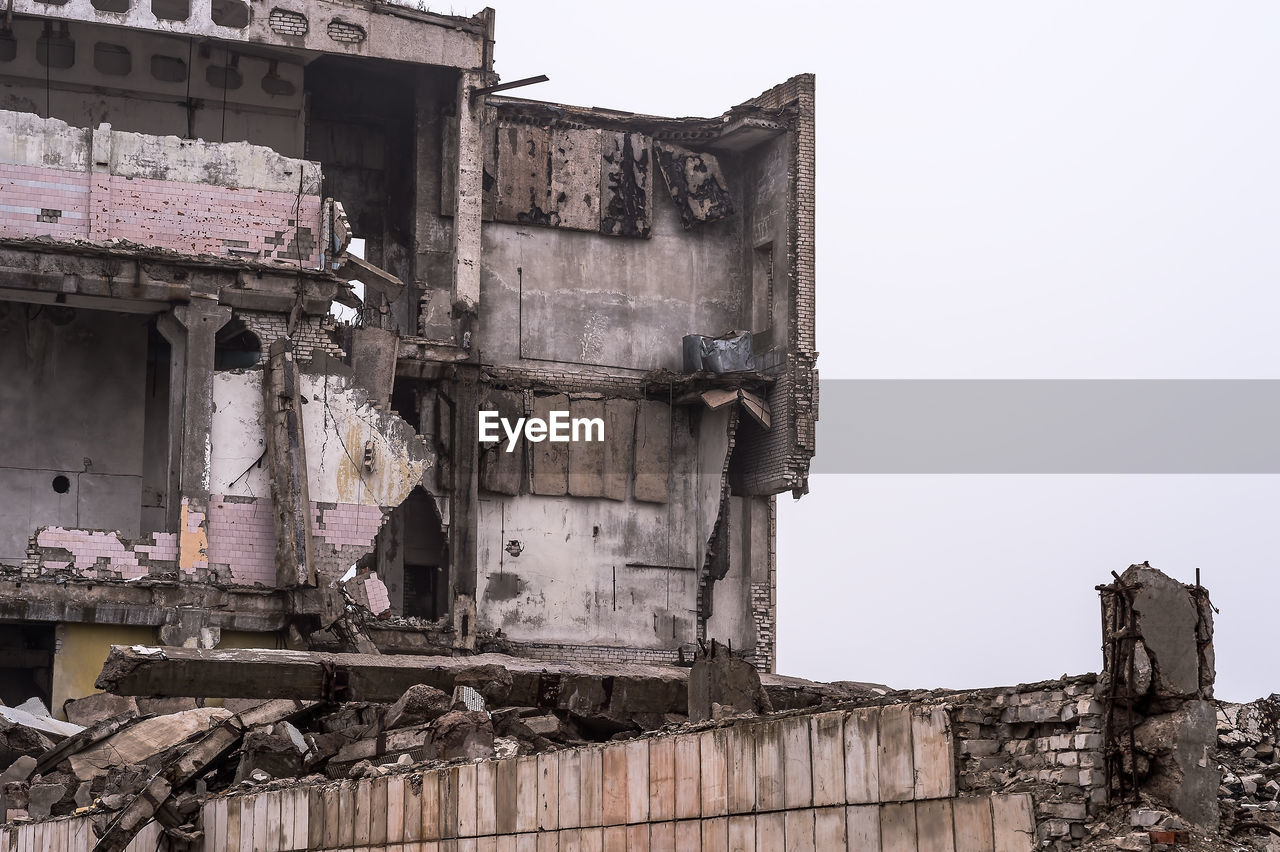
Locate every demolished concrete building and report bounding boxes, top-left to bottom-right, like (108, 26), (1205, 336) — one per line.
(0, 0), (818, 714)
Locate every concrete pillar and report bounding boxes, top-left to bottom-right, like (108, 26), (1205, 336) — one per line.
(450, 70), (484, 347)
(157, 297), (231, 575)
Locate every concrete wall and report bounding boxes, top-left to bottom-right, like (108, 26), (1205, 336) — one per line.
(4, 0), (486, 69)
(0, 19), (306, 156)
(474, 408), (732, 650)
(0, 110), (323, 265)
(2, 702), (1040, 851)
(479, 179), (745, 372)
(0, 304), (148, 563)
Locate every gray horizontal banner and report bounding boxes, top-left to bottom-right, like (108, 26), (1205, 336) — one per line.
(813, 380), (1280, 473)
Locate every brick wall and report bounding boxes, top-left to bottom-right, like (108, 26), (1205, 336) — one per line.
(203, 495), (387, 588)
(735, 75), (817, 498)
(0, 111), (324, 266)
(948, 676), (1107, 849)
(22, 526), (179, 580)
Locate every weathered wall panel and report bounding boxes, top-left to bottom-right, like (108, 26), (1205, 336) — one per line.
(551, 128), (603, 231)
(633, 401), (671, 504)
(496, 125), (552, 225)
(530, 394), (570, 496)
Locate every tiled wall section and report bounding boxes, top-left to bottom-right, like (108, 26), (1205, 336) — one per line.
(0, 163), (322, 266)
(207, 496), (277, 587)
(1, 704), (1038, 852)
(26, 526), (179, 579)
(205, 496), (388, 586)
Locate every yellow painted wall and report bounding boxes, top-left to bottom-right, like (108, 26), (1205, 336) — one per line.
(51, 626), (287, 718)
(51, 623), (156, 720)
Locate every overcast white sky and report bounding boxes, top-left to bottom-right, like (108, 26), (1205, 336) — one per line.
(464, 1), (1280, 701)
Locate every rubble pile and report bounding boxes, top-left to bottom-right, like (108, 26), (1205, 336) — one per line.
(0, 642), (883, 851)
(1215, 696), (1280, 848)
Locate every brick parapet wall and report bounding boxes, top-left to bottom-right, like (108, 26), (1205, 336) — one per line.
(0, 112), (324, 265)
(944, 676), (1107, 849)
(0, 163), (322, 265)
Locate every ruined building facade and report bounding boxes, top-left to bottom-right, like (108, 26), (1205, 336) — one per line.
(0, 0), (817, 713)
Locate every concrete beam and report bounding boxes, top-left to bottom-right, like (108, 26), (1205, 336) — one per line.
(95, 646), (875, 713)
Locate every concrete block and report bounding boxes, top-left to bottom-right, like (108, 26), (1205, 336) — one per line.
(625, 739), (649, 824)
(580, 747), (604, 827)
(649, 736), (676, 821)
(810, 711), (845, 807)
(878, 704), (915, 802)
(558, 749), (581, 829)
(422, 768), (443, 840)
(516, 756), (539, 833)
(844, 707), (880, 804)
(633, 400), (671, 503)
(603, 399), (636, 501)
(728, 814), (755, 852)
(538, 752), (559, 831)
(549, 128), (603, 231)
(814, 806), (847, 849)
(917, 798), (956, 852)
(675, 733), (701, 819)
(992, 793), (1036, 852)
(476, 761), (497, 836)
(568, 398), (605, 497)
(617, 824), (645, 852)
(953, 796), (995, 852)
(702, 816), (729, 852)
(700, 729), (729, 816)
(754, 720), (784, 811)
(912, 705), (956, 799)
(727, 719), (757, 814)
(649, 822), (675, 852)
(602, 741), (628, 825)
(880, 801), (917, 852)
(603, 825), (628, 852)
(783, 808), (816, 852)
(846, 804), (881, 851)
(781, 715), (813, 809)
(531, 394), (570, 496)
(494, 758), (519, 835)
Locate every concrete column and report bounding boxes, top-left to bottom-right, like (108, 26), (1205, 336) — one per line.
(157, 297), (231, 576)
(450, 70), (484, 347)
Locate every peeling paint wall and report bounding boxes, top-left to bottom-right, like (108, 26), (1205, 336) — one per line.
(474, 408), (733, 651)
(208, 365), (430, 585)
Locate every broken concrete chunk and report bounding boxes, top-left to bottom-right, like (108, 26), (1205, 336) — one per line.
(0, 755), (37, 784)
(452, 663), (512, 704)
(26, 781), (67, 819)
(137, 696), (199, 716)
(654, 141), (734, 228)
(0, 704), (84, 741)
(234, 725), (304, 783)
(385, 684), (452, 730)
(688, 642), (772, 724)
(68, 707), (232, 781)
(429, 710), (494, 761)
(63, 693), (140, 727)
(16, 697), (52, 718)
